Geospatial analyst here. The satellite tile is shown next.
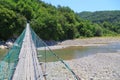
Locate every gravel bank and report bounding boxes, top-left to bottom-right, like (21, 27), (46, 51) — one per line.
(45, 52), (120, 80)
(59, 37), (120, 46)
(68, 53), (120, 80)
(44, 37), (120, 50)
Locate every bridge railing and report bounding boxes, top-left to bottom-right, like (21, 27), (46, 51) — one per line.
(30, 27), (80, 80)
(0, 28), (26, 80)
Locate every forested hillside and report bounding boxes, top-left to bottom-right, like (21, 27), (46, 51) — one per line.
(0, 0), (120, 41)
(78, 11), (120, 36)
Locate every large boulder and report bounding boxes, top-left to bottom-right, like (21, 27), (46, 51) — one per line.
(5, 39), (14, 48)
(0, 45), (7, 49)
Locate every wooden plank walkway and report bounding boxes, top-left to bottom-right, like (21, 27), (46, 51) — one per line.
(12, 23), (45, 80)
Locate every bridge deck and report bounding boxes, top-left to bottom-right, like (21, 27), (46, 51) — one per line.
(12, 24), (45, 80)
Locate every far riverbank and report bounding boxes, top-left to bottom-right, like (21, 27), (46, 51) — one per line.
(48, 37), (120, 50)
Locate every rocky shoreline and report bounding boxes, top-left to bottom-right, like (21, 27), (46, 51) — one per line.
(48, 37), (120, 50)
(38, 37), (120, 50)
(45, 52), (120, 80)
(0, 39), (14, 49)
(67, 52), (120, 80)
(58, 37), (120, 46)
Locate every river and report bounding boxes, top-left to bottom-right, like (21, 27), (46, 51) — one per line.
(0, 42), (120, 62)
(53, 42), (120, 60)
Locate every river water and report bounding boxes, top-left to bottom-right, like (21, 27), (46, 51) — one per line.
(0, 42), (120, 61)
(53, 42), (120, 60)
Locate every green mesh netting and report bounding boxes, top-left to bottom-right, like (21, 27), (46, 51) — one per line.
(30, 27), (80, 80)
(0, 28), (26, 80)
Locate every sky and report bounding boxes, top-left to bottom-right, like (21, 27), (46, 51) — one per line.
(41, 0), (120, 12)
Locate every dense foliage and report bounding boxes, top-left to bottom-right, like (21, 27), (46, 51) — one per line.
(77, 11), (120, 36)
(0, 0), (120, 41)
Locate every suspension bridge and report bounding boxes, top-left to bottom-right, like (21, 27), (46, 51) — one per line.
(0, 23), (80, 80)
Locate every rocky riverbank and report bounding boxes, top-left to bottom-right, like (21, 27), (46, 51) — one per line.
(48, 37), (120, 50)
(58, 37), (120, 46)
(67, 52), (120, 80)
(45, 52), (120, 80)
(0, 39), (14, 49)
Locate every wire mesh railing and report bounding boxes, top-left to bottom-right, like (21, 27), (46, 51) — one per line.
(30, 27), (80, 80)
(0, 28), (26, 80)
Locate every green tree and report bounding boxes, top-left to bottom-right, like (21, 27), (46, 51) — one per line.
(0, 5), (16, 40)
